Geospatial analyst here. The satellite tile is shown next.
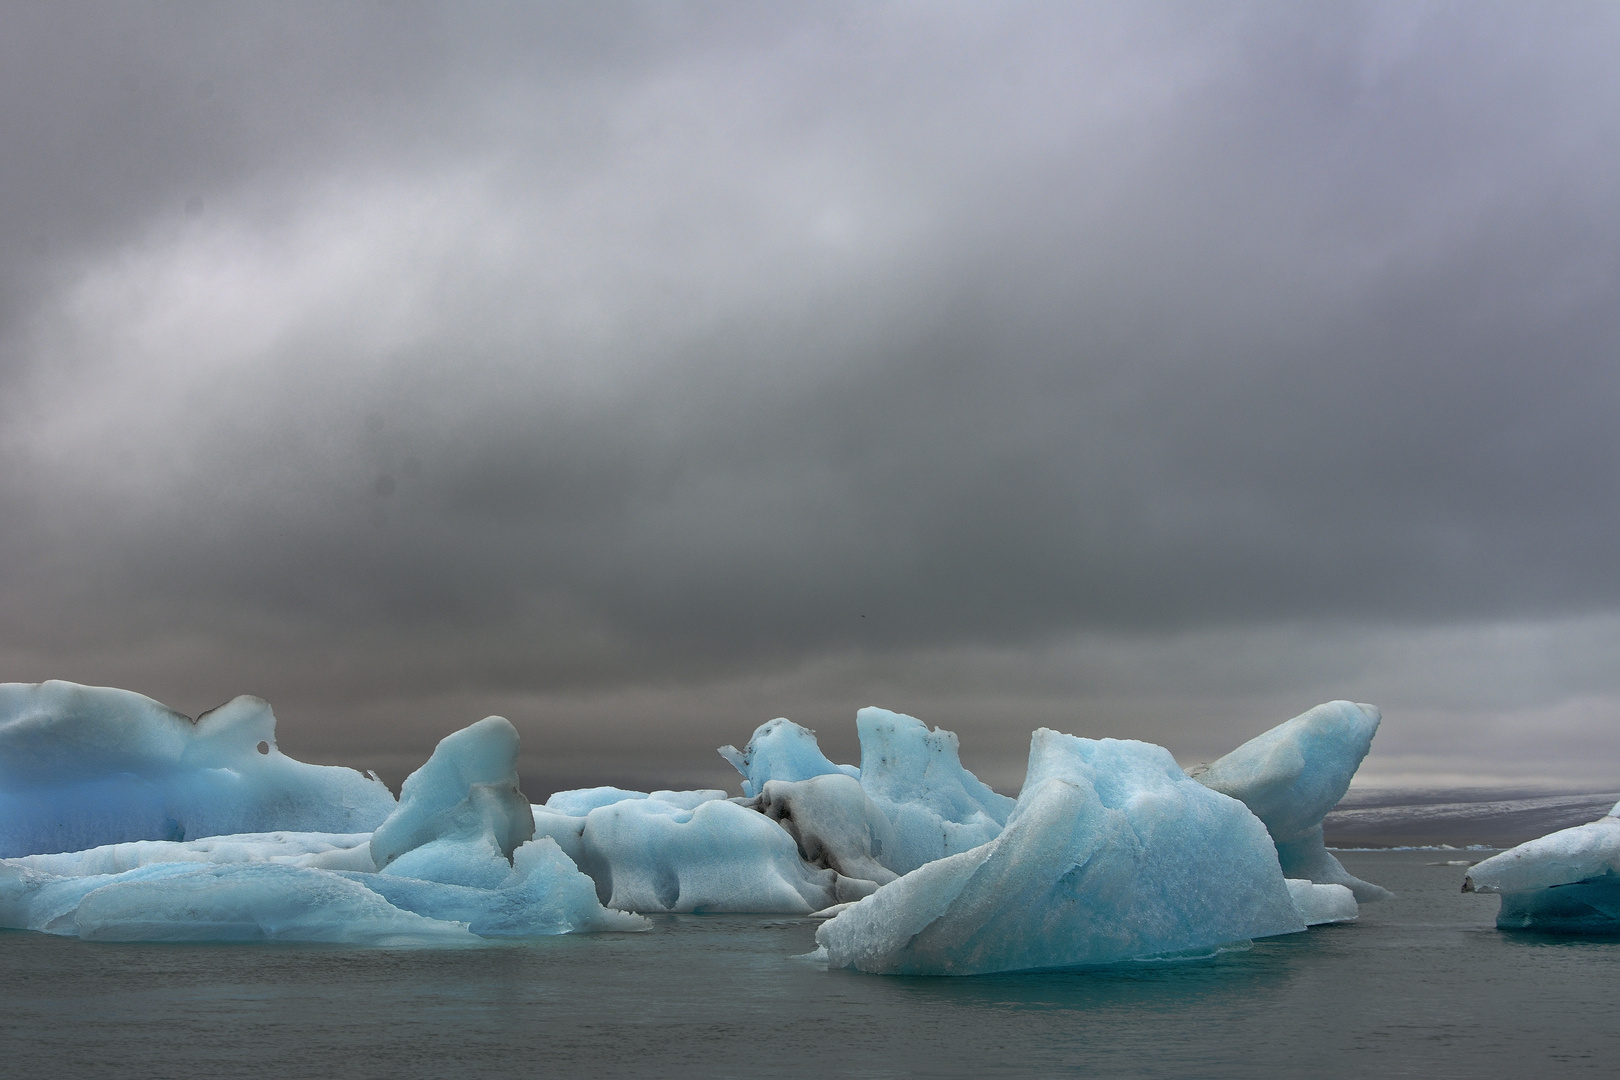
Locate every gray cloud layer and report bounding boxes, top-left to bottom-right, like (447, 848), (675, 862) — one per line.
(3, 2), (1618, 791)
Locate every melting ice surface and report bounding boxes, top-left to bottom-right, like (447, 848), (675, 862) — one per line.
(1463, 801), (1620, 933)
(1, 682), (1386, 968)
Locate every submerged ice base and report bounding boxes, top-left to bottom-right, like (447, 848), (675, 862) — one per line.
(1464, 802), (1620, 933)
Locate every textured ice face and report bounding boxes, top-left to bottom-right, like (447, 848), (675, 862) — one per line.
(743, 773), (899, 887)
(1463, 812), (1620, 932)
(370, 716), (536, 888)
(572, 796), (873, 913)
(718, 718), (859, 798)
(0, 835), (646, 942)
(817, 730), (1305, 975)
(1287, 879), (1358, 925)
(1193, 701), (1392, 902)
(0, 711), (646, 943)
(855, 707), (1015, 875)
(0, 681), (397, 857)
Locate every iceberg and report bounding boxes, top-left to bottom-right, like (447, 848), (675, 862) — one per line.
(816, 729), (1306, 975)
(0, 681), (396, 857)
(718, 718), (859, 798)
(535, 792), (874, 914)
(853, 707), (1016, 875)
(1287, 879), (1358, 925)
(1, 683), (1390, 951)
(740, 773), (899, 887)
(370, 715), (536, 887)
(1462, 802), (1620, 933)
(1191, 701), (1392, 902)
(0, 708), (645, 941)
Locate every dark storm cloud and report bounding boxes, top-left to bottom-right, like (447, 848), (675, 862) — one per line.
(2, 1), (1618, 786)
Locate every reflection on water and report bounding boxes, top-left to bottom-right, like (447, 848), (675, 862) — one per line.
(2, 851), (1617, 1079)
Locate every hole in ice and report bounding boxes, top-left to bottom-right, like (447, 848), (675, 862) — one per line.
(654, 867), (680, 911)
(256, 741), (270, 755)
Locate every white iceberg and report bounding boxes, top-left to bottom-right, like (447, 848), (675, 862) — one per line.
(552, 794), (875, 913)
(718, 718), (859, 798)
(853, 707), (1016, 875)
(0, 681), (396, 857)
(0, 710), (645, 942)
(1191, 701), (1392, 902)
(1287, 879), (1358, 925)
(816, 729), (1306, 975)
(1462, 802), (1620, 933)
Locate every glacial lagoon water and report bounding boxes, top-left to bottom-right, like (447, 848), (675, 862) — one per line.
(2, 849), (1616, 1079)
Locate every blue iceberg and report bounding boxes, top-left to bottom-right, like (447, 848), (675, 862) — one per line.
(1463, 801), (1620, 933)
(1191, 701), (1392, 902)
(0, 681), (396, 857)
(815, 730), (1307, 975)
(718, 717), (859, 798)
(0, 704), (644, 941)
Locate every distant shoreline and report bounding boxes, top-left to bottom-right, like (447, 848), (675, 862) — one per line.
(1324, 788), (1618, 849)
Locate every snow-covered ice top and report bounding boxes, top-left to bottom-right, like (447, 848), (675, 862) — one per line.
(1464, 805), (1620, 896)
(0, 681), (396, 857)
(718, 718), (859, 798)
(817, 729), (1305, 975)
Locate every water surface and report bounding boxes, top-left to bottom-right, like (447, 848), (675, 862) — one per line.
(2, 851), (1614, 1078)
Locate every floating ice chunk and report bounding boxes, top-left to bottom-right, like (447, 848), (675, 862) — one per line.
(0, 856), (476, 944)
(0, 681), (396, 857)
(1463, 807), (1620, 932)
(370, 716), (535, 887)
(544, 787), (650, 816)
(855, 707), (1015, 875)
(1192, 701), (1391, 902)
(6, 831), (376, 877)
(74, 863), (476, 944)
(342, 838), (648, 936)
(1288, 879), (1358, 925)
(742, 773), (899, 886)
(575, 796), (872, 913)
(0, 709), (646, 943)
(718, 718), (858, 798)
(817, 729), (1304, 975)
(0, 829), (644, 942)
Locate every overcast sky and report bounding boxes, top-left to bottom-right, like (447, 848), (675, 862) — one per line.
(3, 1), (1618, 795)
